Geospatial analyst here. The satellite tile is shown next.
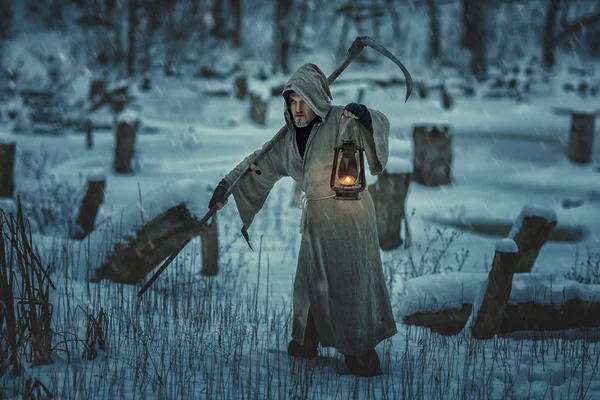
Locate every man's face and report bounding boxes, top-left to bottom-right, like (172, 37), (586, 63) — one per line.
(289, 92), (317, 128)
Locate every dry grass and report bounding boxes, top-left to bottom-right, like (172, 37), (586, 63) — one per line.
(1, 192), (599, 399)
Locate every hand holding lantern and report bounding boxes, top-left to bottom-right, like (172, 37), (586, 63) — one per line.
(330, 139), (366, 200)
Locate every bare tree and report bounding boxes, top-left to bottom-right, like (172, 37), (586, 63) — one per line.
(162, 1), (203, 76)
(543, 1), (600, 68)
(462, 0), (486, 77)
(0, 0), (10, 47)
(142, 0), (161, 75)
(274, 0), (293, 74)
(231, 0), (242, 47)
(106, 0), (124, 64)
(426, 0), (441, 59)
(127, 0), (137, 76)
(542, 0), (562, 69)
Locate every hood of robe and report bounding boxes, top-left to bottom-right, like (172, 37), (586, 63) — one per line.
(283, 63), (333, 129)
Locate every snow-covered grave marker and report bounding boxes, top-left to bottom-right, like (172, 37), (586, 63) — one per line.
(368, 157), (413, 250)
(467, 238), (519, 339)
(401, 206), (600, 339)
(508, 204), (557, 273)
(247, 79), (273, 126)
(402, 267), (600, 339)
(71, 172), (106, 240)
(412, 124), (452, 186)
(114, 110), (139, 174)
(87, 179), (217, 284)
(553, 107), (600, 164)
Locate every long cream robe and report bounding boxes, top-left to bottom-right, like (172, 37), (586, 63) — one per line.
(223, 63), (397, 356)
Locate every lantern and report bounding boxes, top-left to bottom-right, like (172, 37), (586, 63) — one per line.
(330, 139), (366, 200)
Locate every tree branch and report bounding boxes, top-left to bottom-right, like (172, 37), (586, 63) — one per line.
(554, 11), (600, 44)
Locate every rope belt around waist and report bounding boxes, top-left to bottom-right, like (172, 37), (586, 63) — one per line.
(298, 194), (335, 234)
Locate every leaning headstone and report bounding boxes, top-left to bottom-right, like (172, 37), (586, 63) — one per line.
(73, 173), (106, 240)
(412, 124), (452, 186)
(469, 238), (519, 340)
(508, 204), (557, 273)
(200, 214), (219, 276)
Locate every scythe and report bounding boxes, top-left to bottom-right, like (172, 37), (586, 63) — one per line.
(137, 36), (413, 298)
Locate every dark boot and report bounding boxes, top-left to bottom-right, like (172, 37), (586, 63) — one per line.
(344, 350), (382, 377)
(287, 309), (319, 358)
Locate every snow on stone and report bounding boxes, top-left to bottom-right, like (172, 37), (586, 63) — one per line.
(86, 170), (106, 182)
(414, 123), (452, 134)
(398, 272), (487, 318)
(495, 238), (518, 253)
(399, 272), (600, 319)
(72, 178), (213, 281)
(508, 203), (557, 239)
(247, 79), (274, 102)
(117, 109), (139, 124)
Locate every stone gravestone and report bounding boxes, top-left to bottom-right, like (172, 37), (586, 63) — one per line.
(412, 124), (452, 186)
(368, 158), (412, 250)
(553, 107), (600, 164)
(114, 111), (139, 174)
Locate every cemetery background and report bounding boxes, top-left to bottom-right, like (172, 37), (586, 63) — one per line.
(0, 0), (600, 398)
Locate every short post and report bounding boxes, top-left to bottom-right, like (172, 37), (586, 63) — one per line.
(0, 142), (16, 198)
(200, 215), (219, 276)
(470, 238), (519, 340)
(368, 168), (412, 250)
(114, 112), (138, 174)
(440, 84), (453, 110)
(85, 118), (93, 149)
(249, 92), (268, 126)
(552, 108), (600, 164)
(568, 113), (596, 163)
(508, 204), (557, 273)
(412, 124), (452, 186)
(234, 76), (248, 100)
(73, 174), (106, 239)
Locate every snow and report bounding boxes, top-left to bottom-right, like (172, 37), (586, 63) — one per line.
(68, 178), (213, 280)
(508, 203), (557, 239)
(399, 272), (600, 319)
(385, 156), (413, 174)
(86, 170), (106, 182)
(495, 238), (518, 253)
(117, 109), (139, 124)
(2, 3), (600, 398)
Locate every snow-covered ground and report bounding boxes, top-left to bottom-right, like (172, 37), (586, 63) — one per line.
(2, 42), (600, 398)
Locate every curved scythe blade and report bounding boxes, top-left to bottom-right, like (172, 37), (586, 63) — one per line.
(359, 36), (413, 103)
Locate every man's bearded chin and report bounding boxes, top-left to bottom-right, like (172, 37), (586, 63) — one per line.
(295, 120), (310, 128)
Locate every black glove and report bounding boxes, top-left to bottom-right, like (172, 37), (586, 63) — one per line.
(209, 179), (229, 209)
(343, 103), (373, 133)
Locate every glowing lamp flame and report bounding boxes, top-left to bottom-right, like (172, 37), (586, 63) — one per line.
(340, 175), (356, 186)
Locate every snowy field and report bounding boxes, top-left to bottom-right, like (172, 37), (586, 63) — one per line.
(2, 51), (600, 398)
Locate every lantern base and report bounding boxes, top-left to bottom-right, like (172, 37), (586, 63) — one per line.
(334, 191), (361, 200)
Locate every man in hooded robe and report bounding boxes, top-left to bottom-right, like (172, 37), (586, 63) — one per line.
(209, 63), (397, 377)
